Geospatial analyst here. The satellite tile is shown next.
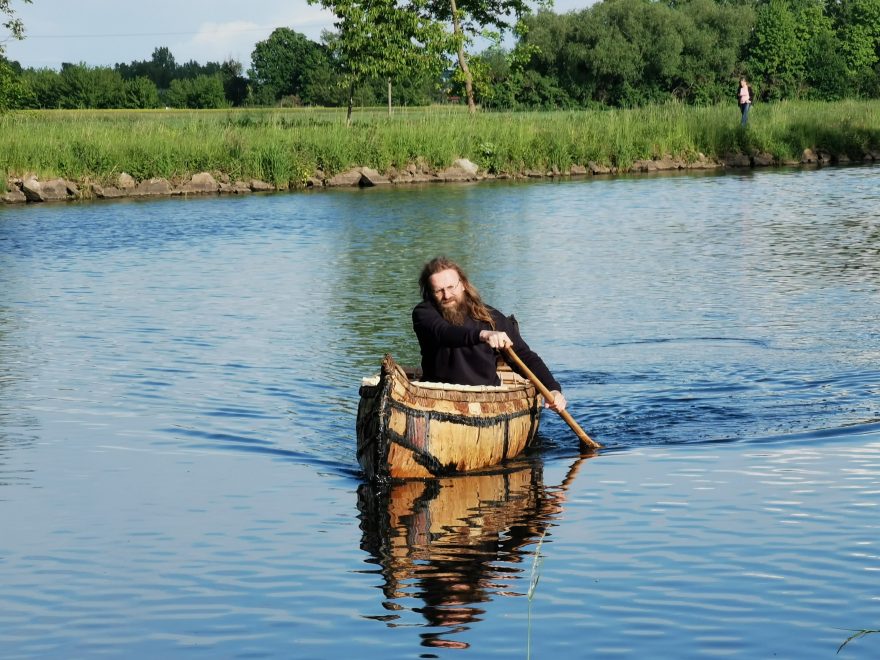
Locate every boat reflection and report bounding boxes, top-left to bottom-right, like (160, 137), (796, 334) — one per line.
(356, 454), (589, 649)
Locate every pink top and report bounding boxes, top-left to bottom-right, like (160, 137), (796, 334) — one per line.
(739, 85), (750, 104)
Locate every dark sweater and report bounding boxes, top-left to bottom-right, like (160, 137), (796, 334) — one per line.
(412, 300), (562, 391)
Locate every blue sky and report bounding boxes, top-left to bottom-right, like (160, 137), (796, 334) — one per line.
(4, 0), (593, 70)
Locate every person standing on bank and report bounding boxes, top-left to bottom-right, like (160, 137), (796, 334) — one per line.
(738, 77), (753, 127)
(412, 256), (567, 412)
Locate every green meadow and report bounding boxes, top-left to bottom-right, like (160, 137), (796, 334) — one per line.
(3, 101), (880, 190)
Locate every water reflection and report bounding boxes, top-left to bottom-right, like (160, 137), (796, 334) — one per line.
(329, 185), (527, 375)
(356, 455), (589, 649)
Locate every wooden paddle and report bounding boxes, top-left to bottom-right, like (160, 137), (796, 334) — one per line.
(504, 347), (601, 450)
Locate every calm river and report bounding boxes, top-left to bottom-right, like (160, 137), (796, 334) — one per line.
(1, 166), (879, 658)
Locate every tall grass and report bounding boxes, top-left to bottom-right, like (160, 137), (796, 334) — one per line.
(838, 628), (879, 653)
(527, 531), (546, 660)
(2, 101), (879, 186)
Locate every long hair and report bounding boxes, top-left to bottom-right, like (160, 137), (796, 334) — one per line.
(418, 257), (495, 329)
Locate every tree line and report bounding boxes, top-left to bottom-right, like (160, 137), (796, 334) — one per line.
(2, 0), (880, 113)
(474, 0), (880, 108)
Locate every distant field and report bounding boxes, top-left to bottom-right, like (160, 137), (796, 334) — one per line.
(2, 101), (879, 187)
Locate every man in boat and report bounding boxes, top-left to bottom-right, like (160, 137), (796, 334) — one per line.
(413, 256), (567, 412)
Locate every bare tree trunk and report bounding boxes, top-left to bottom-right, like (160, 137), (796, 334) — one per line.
(450, 0), (476, 113)
(387, 78), (392, 116)
(346, 81), (354, 127)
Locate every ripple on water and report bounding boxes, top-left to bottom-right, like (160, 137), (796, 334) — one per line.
(2, 167), (880, 658)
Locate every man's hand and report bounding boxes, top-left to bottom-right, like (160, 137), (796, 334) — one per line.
(479, 330), (512, 350)
(546, 390), (567, 412)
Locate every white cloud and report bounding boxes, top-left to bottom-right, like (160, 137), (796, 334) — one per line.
(177, 20), (265, 63)
(174, 8), (337, 64)
(279, 4), (339, 32)
(192, 20), (264, 46)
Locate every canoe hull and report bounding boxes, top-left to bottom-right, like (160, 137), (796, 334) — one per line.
(357, 354), (543, 480)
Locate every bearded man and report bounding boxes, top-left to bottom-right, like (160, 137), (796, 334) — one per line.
(412, 256), (567, 412)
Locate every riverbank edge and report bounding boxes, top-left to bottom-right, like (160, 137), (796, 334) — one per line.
(2, 147), (874, 205)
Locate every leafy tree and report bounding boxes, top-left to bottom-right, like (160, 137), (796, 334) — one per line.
(298, 36), (348, 106)
(116, 49), (246, 106)
(1, 0), (32, 111)
(220, 59), (249, 106)
(249, 27), (327, 103)
(148, 46), (178, 89)
(177, 59), (222, 80)
(417, 0), (549, 112)
(58, 62), (94, 108)
(17, 67), (59, 107)
(514, 10), (588, 103)
(673, 0), (754, 104)
(803, 25), (850, 98)
(166, 74), (227, 108)
(747, 0), (808, 99)
(829, 0), (880, 93)
(116, 47), (178, 90)
(785, 0), (850, 99)
(386, 67), (442, 104)
(123, 76), (161, 108)
(461, 40), (511, 108)
(467, 29), (573, 109)
(513, 0), (755, 107)
(1, 0), (30, 51)
(59, 63), (126, 109)
(0, 57), (29, 110)
(309, 0), (449, 122)
(491, 0), (880, 104)
(512, 67), (573, 107)
(517, 1), (678, 107)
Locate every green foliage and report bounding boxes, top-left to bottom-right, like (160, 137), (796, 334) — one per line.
(112, 48), (248, 107)
(116, 47), (178, 89)
(6, 0), (880, 115)
(57, 139), (115, 179)
(249, 28), (331, 104)
(59, 63), (127, 109)
(510, 0), (755, 109)
(423, 0), (547, 110)
(470, 0), (880, 108)
(123, 76), (161, 109)
(249, 142), (313, 188)
(312, 0), (450, 111)
(166, 75), (228, 109)
(220, 60), (249, 107)
(0, 57), (28, 111)
(17, 67), (61, 108)
(11, 63), (160, 110)
(1, 0), (31, 51)
(830, 0), (880, 93)
(673, 0), (755, 104)
(0, 0), (28, 111)
(748, 0), (806, 100)
(804, 24), (851, 100)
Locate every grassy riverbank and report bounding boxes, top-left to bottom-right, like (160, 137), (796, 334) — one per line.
(2, 101), (880, 189)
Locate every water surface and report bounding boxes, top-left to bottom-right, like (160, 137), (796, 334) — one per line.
(1, 166), (879, 658)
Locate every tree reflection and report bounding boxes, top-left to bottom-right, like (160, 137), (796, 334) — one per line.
(356, 455), (589, 649)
